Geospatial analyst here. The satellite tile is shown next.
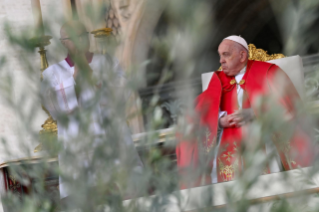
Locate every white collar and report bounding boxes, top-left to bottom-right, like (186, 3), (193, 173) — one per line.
(235, 66), (246, 83)
(239, 66), (246, 75)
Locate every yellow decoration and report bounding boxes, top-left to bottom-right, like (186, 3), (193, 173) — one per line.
(230, 79), (236, 85)
(218, 158), (235, 182)
(205, 129), (216, 153)
(91, 27), (113, 38)
(248, 44), (285, 61)
(239, 79), (245, 85)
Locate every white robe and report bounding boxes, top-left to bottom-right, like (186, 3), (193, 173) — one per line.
(41, 54), (140, 198)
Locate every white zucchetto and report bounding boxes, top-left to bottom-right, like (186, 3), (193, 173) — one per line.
(223, 35), (248, 51)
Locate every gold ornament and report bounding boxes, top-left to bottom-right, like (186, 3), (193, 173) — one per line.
(204, 129), (216, 153)
(239, 79), (245, 85)
(248, 44), (285, 61)
(218, 158), (236, 182)
(230, 79), (236, 85)
(91, 27), (113, 38)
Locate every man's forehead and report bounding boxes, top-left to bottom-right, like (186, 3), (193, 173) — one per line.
(218, 40), (234, 52)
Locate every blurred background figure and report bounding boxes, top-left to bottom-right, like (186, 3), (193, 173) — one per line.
(41, 21), (142, 201)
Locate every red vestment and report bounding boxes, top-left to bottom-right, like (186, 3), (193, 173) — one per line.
(176, 60), (315, 187)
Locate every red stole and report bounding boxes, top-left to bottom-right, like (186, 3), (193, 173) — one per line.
(214, 61), (253, 181)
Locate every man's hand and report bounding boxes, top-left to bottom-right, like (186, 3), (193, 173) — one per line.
(219, 114), (236, 128)
(219, 109), (255, 128)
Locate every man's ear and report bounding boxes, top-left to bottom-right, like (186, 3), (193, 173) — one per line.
(240, 51), (246, 62)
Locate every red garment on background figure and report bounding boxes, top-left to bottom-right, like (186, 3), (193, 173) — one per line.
(176, 60), (315, 188)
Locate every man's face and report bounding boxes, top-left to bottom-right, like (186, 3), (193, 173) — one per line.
(218, 40), (244, 76)
(60, 27), (90, 54)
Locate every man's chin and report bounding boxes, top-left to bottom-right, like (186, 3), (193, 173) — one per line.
(223, 70), (230, 76)
(224, 72), (236, 77)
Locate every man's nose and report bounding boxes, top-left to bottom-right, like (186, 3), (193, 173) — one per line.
(220, 57), (225, 64)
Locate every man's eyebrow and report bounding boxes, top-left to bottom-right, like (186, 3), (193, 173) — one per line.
(219, 51), (229, 55)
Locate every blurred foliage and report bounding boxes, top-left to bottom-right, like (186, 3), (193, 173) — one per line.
(0, 0), (318, 212)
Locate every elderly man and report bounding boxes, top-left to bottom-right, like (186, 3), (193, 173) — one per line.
(176, 36), (315, 187)
(41, 21), (141, 199)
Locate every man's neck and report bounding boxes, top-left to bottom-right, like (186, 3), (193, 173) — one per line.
(234, 62), (248, 76)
